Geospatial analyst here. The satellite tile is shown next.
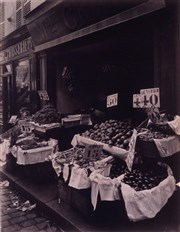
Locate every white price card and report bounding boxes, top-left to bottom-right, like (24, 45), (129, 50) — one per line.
(140, 88), (160, 108)
(133, 94), (143, 108)
(38, 91), (49, 101)
(107, 93), (118, 108)
(84, 144), (103, 160)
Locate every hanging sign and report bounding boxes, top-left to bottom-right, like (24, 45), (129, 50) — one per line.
(107, 93), (118, 108)
(38, 91), (49, 101)
(84, 144), (103, 160)
(133, 88), (160, 108)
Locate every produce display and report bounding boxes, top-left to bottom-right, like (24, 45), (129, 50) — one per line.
(16, 137), (48, 150)
(109, 158), (127, 179)
(122, 164), (168, 191)
(54, 146), (108, 170)
(138, 129), (171, 141)
(81, 119), (133, 149)
(32, 104), (61, 124)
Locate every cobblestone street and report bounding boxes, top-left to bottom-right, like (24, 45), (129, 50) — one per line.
(0, 178), (65, 232)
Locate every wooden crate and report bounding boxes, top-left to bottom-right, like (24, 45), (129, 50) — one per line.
(57, 179), (72, 206)
(71, 188), (93, 217)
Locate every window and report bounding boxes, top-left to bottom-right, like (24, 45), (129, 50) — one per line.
(15, 59), (31, 111)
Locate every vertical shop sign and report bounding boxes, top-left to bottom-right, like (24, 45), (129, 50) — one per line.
(107, 93), (118, 108)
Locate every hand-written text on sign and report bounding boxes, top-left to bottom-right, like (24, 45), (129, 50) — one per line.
(38, 91), (49, 101)
(107, 93), (118, 108)
(84, 144), (103, 160)
(133, 88), (160, 108)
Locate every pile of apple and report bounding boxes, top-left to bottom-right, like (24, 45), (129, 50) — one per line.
(122, 164), (168, 191)
(82, 119), (134, 150)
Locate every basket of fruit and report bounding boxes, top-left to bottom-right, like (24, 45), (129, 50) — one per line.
(121, 162), (176, 221)
(137, 130), (171, 158)
(148, 113), (175, 135)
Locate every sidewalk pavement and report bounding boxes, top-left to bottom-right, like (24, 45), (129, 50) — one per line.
(0, 178), (65, 232)
(0, 155), (180, 232)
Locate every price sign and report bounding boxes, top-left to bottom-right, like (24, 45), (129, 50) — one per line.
(38, 91), (49, 101)
(140, 88), (160, 108)
(107, 93), (118, 108)
(133, 94), (143, 108)
(84, 144), (103, 160)
(20, 122), (32, 133)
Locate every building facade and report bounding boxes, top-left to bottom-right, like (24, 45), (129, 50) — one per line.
(0, 0), (180, 130)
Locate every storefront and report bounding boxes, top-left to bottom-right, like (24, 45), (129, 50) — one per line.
(25, 0), (180, 120)
(0, 30), (37, 131)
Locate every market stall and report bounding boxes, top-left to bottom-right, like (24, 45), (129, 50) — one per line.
(50, 112), (180, 222)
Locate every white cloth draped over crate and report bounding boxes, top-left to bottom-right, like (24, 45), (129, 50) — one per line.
(90, 170), (123, 210)
(167, 115), (180, 135)
(0, 139), (10, 166)
(154, 135), (180, 157)
(121, 163), (176, 222)
(11, 139), (58, 165)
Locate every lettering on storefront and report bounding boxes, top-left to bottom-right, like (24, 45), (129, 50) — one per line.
(0, 38), (33, 63)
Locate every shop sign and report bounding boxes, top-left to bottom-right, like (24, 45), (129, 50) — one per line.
(38, 91), (49, 101)
(84, 144), (103, 160)
(0, 38), (33, 63)
(107, 93), (118, 108)
(133, 88), (160, 108)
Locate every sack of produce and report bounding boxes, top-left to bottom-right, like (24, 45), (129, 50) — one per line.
(90, 157), (127, 210)
(51, 147), (112, 189)
(121, 162), (176, 222)
(138, 129), (180, 158)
